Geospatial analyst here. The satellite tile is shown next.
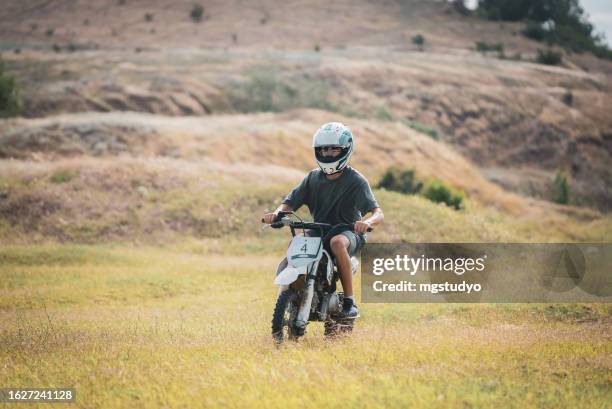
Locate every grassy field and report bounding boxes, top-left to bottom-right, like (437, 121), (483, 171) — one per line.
(1, 244), (610, 408)
(2, 1), (611, 406)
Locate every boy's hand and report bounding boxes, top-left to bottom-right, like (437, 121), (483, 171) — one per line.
(262, 212), (278, 224)
(354, 220), (372, 233)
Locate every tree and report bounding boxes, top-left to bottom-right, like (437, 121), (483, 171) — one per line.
(0, 59), (21, 118)
(478, 0), (612, 59)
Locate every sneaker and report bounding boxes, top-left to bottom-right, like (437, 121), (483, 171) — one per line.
(341, 298), (360, 319)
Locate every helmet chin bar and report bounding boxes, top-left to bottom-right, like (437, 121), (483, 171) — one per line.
(321, 166), (341, 175)
(314, 144), (352, 175)
(317, 156), (349, 175)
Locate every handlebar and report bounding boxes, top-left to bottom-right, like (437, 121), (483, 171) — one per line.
(261, 213), (373, 233)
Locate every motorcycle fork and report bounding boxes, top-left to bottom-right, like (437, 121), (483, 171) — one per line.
(294, 261), (319, 331)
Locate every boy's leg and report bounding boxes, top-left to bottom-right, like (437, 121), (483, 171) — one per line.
(330, 234), (353, 296)
(330, 233), (360, 318)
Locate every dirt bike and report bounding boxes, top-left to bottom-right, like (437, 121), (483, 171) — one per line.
(262, 211), (372, 343)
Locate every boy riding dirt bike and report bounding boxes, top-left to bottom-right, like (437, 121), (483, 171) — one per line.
(263, 122), (384, 336)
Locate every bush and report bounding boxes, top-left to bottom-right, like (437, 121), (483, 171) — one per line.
(226, 69), (333, 113)
(407, 121), (439, 140)
(377, 167), (423, 195)
(374, 106), (394, 121)
(523, 21), (546, 41)
(190, 5), (204, 22)
(553, 172), (570, 205)
(453, 0), (471, 16)
(412, 34), (425, 51)
(475, 41), (504, 53)
(0, 59), (21, 118)
(144, 13), (154, 22)
(49, 170), (75, 184)
(592, 44), (612, 60)
(423, 180), (463, 210)
(562, 90), (573, 106)
(536, 49), (562, 65)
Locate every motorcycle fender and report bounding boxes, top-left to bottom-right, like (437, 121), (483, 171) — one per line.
(274, 264), (308, 286)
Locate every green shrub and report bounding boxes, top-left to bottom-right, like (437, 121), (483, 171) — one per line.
(144, 13), (154, 22)
(536, 49), (562, 65)
(562, 90), (573, 106)
(423, 180), (463, 210)
(374, 105), (394, 121)
(377, 167), (423, 195)
(0, 59), (21, 118)
(49, 170), (76, 184)
(190, 5), (204, 22)
(592, 44), (612, 60)
(523, 20), (546, 41)
(226, 69), (333, 113)
(412, 34), (425, 51)
(407, 121), (439, 140)
(553, 172), (570, 205)
(453, 0), (471, 16)
(475, 41), (504, 53)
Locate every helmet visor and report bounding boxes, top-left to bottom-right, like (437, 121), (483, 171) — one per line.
(315, 146), (349, 164)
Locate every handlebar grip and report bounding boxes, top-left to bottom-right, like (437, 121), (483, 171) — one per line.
(262, 217), (284, 228)
(351, 222), (374, 233)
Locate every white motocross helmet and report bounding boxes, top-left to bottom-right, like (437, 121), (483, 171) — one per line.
(312, 122), (354, 175)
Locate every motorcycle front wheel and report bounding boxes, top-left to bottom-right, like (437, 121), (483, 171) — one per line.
(271, 288), (299, 343)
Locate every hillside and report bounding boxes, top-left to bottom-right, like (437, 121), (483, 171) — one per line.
(1, 109), (610, 245)
(0, 0), (611, 244)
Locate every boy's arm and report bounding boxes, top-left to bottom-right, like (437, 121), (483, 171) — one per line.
(262, 203), (293, 224)
(354, 207), (384, 233)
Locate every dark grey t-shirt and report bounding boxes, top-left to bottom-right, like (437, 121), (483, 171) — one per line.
(282, 167), (380, 225)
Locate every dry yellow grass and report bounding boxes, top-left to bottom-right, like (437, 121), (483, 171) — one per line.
(1, 245), (610, 408)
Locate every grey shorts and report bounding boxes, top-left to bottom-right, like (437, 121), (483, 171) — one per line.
(340, 230), (365, 257)
(306, 229), (364, 257)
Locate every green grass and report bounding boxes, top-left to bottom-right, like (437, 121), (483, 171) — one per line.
(1, 245), (610, 408)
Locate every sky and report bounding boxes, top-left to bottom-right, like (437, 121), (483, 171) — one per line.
(581, 0), (612, 46)
(462, 0), (612, 47)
